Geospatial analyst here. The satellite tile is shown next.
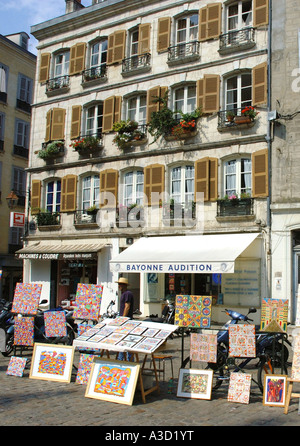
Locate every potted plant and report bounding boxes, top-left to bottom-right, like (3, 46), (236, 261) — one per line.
(86, 204), (99, 215)
(235, 106), (259, 124)
(170, 108), (202, 140)
(70, 135), (101, 153)
(113, 120), (146, 149)
(35, 209), (60, 226)
(147, 92), (178, 143)
(226, 110), (235, 122)
(38, 141), (64, 160)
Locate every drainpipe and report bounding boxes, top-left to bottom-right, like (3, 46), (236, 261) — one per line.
(266, 0), (273, 299)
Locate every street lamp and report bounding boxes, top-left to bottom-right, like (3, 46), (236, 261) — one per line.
(6, 190), (19, 209)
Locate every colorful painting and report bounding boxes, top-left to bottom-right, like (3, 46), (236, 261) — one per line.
(291, 334), (300, 380)
(227, 373), (252, 404)
(260, 298), (288, 332)
(108, 316), (130, 326)
(174, 295), (212, 328)
(14, 316), (34, 346)
(263, 374), (287, 407)
(73, 284), (103, 320)
(131, 337), (163, 353)
(29, 343), (74, 382)
(229, 324), (256, 358)
(177, 369), (213, 400)
(190, 333), (217, 362)
(44, 311), (67, 337)
(75, 353), (96, 385)
(85, 359), (140, 405)
(12, 283), (42, 315)
(6, 356), (27, 377)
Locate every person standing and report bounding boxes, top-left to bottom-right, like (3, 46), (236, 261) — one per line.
(116, 277), (134, 318)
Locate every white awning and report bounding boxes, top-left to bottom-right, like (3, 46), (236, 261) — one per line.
(110, 233), (259, 274)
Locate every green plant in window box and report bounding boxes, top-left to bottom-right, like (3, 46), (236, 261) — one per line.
(38, 141), (64, 160)
(35, 209), (60, 226)
(70, 135), (100, 152)
(86, 205), (99, 215)
(112, 120), (146, 149)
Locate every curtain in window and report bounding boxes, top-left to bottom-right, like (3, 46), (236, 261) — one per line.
(0, 67), (7, 93)
(171, 167), (182, 202)
(225, 160), (237, 195)
(242, 158), (252, 194)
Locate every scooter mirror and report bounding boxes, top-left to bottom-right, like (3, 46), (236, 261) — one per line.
(248, 307), (257, 314)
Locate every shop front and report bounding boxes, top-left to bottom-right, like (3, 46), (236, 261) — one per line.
(15, 241), (110, 308)
(110, 233), (265, 325)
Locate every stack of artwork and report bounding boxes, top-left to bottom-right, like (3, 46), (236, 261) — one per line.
(174, 295), (212, 328)
(73, 284), (103, 320)
(74, 318), (176, 354)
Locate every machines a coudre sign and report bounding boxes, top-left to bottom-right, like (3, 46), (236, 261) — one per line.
(17, 252), (96, 260)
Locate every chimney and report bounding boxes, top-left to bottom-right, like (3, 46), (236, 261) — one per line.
(65, 0), (84, 14)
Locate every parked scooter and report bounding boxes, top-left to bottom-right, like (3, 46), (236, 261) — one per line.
(0, 299), (76, 357)
(148, 299), (175, 325)
(101, 300), (119, 319)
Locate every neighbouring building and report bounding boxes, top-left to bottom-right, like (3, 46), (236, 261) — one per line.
(270, 0), (300, 323)
(0, 32), (36, 300)
(18, 0), (271, 324)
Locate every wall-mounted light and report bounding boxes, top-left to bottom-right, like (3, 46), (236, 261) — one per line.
(6, 191), (19, 209)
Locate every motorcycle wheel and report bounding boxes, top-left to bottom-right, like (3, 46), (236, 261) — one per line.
(205, 342), (229, 390)
(2, 332), (14, 357)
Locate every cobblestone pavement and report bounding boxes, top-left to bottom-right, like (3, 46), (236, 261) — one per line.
(0, 334), (300, 429)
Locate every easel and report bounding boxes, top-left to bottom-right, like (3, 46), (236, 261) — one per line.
(284, 379), (300, 414)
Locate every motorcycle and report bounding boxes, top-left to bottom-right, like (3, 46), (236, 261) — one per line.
(0, 299), (76, 357)
(148, 299), (175, 325)
(101, 300), (119, 319)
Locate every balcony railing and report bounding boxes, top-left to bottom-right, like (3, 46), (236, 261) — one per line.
(217, 198), (254, 217)
(219, 28), (255, 53)
(162, 201), (196, 226)
(0, 140), (4, 152)
(82, 64), (107, 83)
(122, 53), (151, 75)
(16, 99), (31, 114)
(46, 75), (70, 93)
(217, 108), (257, 130)
(35, 211), (61, 227)
(13, 145), (29, 159)
(168, 41), (200, 64)
(74, 209), (98, 225)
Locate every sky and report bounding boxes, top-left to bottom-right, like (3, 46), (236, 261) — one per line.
(0, 0), (91, 54)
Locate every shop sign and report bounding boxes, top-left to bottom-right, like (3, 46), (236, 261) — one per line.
(16, 252), (97, 260)
(112, 262), (234, 273)
(10, 212), (25, 228)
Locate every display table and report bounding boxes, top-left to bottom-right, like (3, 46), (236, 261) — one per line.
(73, 318), (177, 403)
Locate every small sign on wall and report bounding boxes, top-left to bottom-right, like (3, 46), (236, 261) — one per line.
(10, 212), (25, 228)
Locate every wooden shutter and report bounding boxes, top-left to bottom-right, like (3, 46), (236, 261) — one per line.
(209, 158), (218, 201)
(207, 3), (222, 39)
(139, 23), (151, 54)
(114, 96), (122, 123)
(113, 30), (126, 63)
(51, 108), (66, 140)
(252, 62), (267, 106)
(70, 43), (86, 75)
(39, 53), (50, 83)
(103, 97), (115, 133)
(70, 106), (82, 140)
(195, 158), (209, 202)
(146, 86), (168, 123)
(31, 180), (41, 214)
(61, 175), (77, 212)
(45, 110), (52, 142)
(157, 17), (171, 52)
(198, 75), (220, 113)
(199, 7), (208, 42)
(107, 33), (115, 65)
(100, 169), (118, 207)
(252, 149), (268, 197)
(253, 0), (269, 27)
(144, 164), (165, 206)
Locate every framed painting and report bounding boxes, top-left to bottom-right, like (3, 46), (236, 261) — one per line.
(177, 368), (213, 400)
(85, 358), (140, 405)
(29, 343), (74, 383)
(227, 373), (251, 404)
(263, 374), (287, 407)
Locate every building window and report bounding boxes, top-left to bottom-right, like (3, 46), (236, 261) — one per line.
(126, 94), (147, 125)
(12, 166), (26, 204)
(224, 157), (252, 197)
(173, 84), (197, 119)
(54, 51), (70, 78)
(225, 72), (252, 113)
(14, 119), (30, 157)
(0, 63), (8, 102)
(176, 14), (199, 45)
(122, 170), (144, 206)
(227, 1), (252, 32)
(46, 180), (61, 212)
(0, 112), (4, 151)
(17, 74), (33, 112)
(83, 39), (108, 81)
(82, 175), (100, 210)
(85, 103), (103, 137)
(170, 165), (194, 203)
